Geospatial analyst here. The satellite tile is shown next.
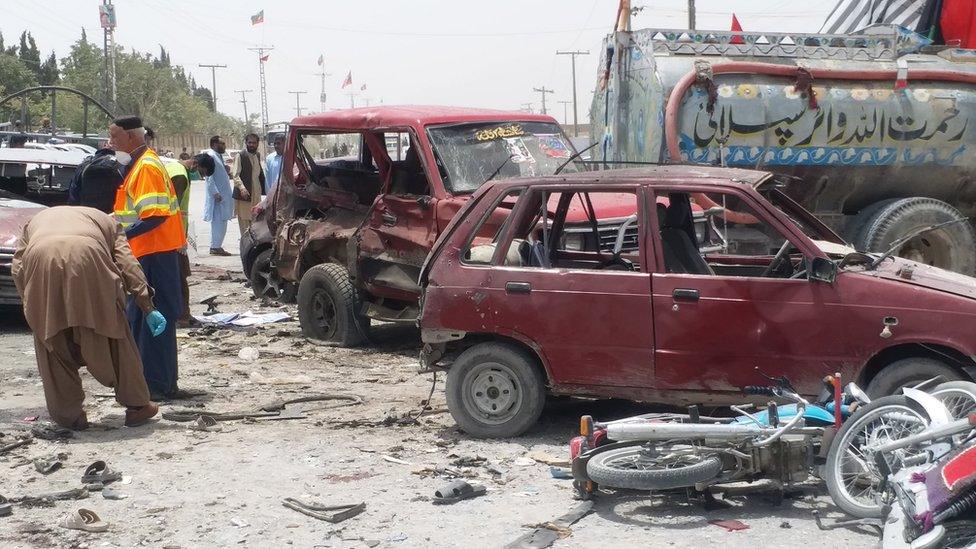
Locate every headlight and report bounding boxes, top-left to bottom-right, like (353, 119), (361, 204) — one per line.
(561, 233), (585, 251)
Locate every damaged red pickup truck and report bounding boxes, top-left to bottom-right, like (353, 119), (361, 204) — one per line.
(418, 166), (976, 438)
(244, 106), (673, 344)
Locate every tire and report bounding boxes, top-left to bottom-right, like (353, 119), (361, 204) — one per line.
(848, 199), (896, 249)
(249, 249), (297, 302)
(858, 197), (976, 274)
(824, 395), (931, 518)
(866, 357), (963, 398)
(297, 263), (367, 346)
(586, 445), (723, 491)
(930, 380), (976, 419)
(943, 520), (976, 549)
(445, 342), (546, 438)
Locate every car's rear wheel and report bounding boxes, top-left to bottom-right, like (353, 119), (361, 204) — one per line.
(297, 263), (368, 346)
(446, 342), (546, 438)
(866, 357), (962, 398)
(250, 249), (297, 302)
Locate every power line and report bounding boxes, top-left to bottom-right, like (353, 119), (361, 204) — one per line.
(198, 63), (227, 112)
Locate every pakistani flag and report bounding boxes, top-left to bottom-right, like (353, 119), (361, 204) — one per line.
(251, 10), (264, 25)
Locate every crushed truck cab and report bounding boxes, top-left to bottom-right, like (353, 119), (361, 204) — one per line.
(261, 105), (636, 345)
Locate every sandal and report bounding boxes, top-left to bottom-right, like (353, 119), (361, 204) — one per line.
(81, 461), (122, 485)
(59, 508), (108, 532)
(432, 480), (486, 505)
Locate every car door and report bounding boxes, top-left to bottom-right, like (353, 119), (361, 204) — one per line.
(650, 187), (851, 396)
(476, 186), (655, 389)
(356, 130), (439, 300)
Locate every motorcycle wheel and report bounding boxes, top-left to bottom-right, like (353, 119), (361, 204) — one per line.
(930, 381), (976, 419)
(585, 444), (723, 491)
(824, 395), (931, 519)
(943, 520), (976, 549)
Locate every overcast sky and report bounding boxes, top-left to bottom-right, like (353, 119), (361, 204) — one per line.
(1, 1), (833, 126)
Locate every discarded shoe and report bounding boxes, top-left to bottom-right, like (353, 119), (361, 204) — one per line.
(33, 453), (66, 475)
(432, 480), (486, 505)
(189, 415), (221, 432)
(124, 403), (159, 427)
(81, 461), (122, 485)
(59, 508), (108, 533)
(209, 248), (232, 256)
(30, 422), (73, 441)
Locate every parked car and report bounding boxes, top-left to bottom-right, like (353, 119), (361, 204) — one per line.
(417, 165), (976, 437)
(0, 148), (86, 206)
(244, 105), (677, 346)
(0, 191), (45, 306)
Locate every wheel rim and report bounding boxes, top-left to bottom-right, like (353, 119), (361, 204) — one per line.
(600, 445), (704, 472)
(462, 362), (523, 425)
(310, 288), (338, 339)
(254, 261), (282, 299)
(833, 405), (928, 511)
(931, 388), (976, 419)
(894, 229), (953, 268)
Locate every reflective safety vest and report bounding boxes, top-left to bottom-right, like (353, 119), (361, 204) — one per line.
(113, 148), (186, 258)
(163, 160), (191, 236)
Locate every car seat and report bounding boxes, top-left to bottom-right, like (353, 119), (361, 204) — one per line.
(660, 195), (714, 275)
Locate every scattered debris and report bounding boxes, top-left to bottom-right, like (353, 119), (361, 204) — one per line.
(450, 455), (487, 467)
(386, 532), (408, 542)
(230, 517), (249, 527)
(193, 311), (290, 327)
(780, 521), (792, 529)
(188, 415), (221, 432)
(549, 467), (573, 480)
(101, 487), (127, 500)
(709, 519), (750, 532)
(281, 498), (365, 523)
(0, 435), (33, 455)
(237, 347), (260, 362)
(382, 455), (412, 465)
(33, 453), (68, 475)
(504, 501), (594, 548)
(29, 423), (72, 441)
(14, 488), (90, 508)
(432, 480), (486, 504)
(0, 495), (11, 517)
(525, 450), (570, 468)
(324, 471), (377, 483)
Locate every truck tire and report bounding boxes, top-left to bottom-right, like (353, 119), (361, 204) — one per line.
(586, 445), (723, 491)
(847, 199), (895, 248)
(297, 263), (367, 346)
(857, 197), (976, 274)
(445, 342), (546, 438)
(865, 357), (962, 398)
(250, 249), (297, 303)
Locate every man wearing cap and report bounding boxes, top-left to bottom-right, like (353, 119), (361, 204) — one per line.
(108, 116), (186, 400)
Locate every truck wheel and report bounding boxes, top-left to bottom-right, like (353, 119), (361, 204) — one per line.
(865, 357), (962, 398)
(297, 263), (367, 346)
(857, 197), (976, 274)
(445, 342), (546, 438)
(250, 249), (297, 302)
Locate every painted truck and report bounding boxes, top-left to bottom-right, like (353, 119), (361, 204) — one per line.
(592, 25), (976, 273)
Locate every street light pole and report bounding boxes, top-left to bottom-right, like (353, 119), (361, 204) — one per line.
(556, 50), (590, 137)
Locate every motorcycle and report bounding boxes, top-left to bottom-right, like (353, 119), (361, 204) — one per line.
(570, 372), (869, 500)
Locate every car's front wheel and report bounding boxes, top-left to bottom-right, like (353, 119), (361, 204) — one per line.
(446, 342), (546, 438)
(297, 263), (368, 346)
(250, 249), (297, 302)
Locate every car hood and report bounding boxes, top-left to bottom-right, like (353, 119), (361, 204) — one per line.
(0, 197), (45, 248)
(866, 256), (976, 300)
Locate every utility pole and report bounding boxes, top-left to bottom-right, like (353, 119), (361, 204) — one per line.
(198, 63), (227, 112)
(101, 0), (117, 108)
(557, 100), (572, 125)
(248, 46), (274, 131)
(289, 91), (307, 117)
(345, 92), (357, 108)
(532, 86), (554, 115)
(556, 50), (590, 137)
(316, 64), (331, 112)
(235, 89), (252, 129)
(520, 102), (533, 113)
(688, 0), (696, 30)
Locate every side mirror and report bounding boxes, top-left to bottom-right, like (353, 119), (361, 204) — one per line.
(808, 257), (837, 284)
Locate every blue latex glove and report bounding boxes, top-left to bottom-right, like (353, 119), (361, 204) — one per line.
(146, 310), (167, 337)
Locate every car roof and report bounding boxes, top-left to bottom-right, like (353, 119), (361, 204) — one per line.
(0, 147), (87, 166)
(290, 105), (558, 130)
(485, 165), (773, 190)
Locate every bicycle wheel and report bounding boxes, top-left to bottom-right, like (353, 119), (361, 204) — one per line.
(586, 444), (723, 491)
(930, 381), (976, 419)
(824, 395), (931, 518)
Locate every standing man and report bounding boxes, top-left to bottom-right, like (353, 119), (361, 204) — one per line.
(108, 116), (185, 400)
(231, 133), (265, 233)
(265, 134), (285, 198)
(8, 133), (27, 148)
(12, 206), (162, 429)
(204, 135), (234, 256)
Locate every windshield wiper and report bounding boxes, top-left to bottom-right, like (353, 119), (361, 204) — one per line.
(554, 141), (600, 175)
(867, 217), (969, 269)
(483, 154), (515, 185)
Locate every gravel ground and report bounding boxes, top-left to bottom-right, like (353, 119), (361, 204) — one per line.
(0, 187), (878, 548)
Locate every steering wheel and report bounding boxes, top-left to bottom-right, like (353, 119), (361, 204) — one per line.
(761, 239), (794, 278)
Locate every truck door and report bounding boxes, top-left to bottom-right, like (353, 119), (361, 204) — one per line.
(356, 130), (439, 302)
(649, 188), (851, 396)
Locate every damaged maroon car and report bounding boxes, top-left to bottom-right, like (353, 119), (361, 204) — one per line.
(418, 166), (976, 438)
(258, 106), (643, 345)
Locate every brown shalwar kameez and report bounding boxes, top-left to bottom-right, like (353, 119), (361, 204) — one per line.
(11, 206), (155, 427)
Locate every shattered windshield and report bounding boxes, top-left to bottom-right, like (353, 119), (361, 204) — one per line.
(427, 121), (580, 194)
